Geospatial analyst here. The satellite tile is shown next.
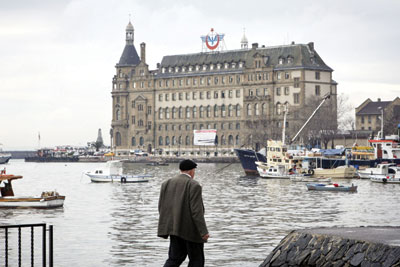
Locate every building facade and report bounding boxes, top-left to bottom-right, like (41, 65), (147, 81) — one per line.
(111, 22), (338, 156)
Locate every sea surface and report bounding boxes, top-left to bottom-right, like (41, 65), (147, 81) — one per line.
(1, 159), (400, 266)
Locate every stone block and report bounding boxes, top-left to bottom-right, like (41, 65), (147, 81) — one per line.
(350, 252), (365, 266)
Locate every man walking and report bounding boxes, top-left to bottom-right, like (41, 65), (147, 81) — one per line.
(158, 159), (209, 267)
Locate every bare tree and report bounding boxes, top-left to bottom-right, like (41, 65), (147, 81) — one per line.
(384, 104), (400, 135)
(337, 93), (355, 131)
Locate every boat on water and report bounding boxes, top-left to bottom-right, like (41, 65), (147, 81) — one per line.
(0, 145), (12, 164)
(358, 163), (398, 179)
(85, 160), (152, 183)
(25, 148), (79, 162)
(0, 170), (65, 208)
(146, 161), (169, 166)
(306, 183), (357, 192)
(234, 149), (267, 176)
(367, 164), (400, 183)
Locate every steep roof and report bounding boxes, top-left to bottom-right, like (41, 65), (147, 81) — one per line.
(158, 43), (332, 77)
(117, 45), (140, 66)
(357, 101), (391, 115)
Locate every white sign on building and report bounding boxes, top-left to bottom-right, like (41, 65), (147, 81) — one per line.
(193, 130), (217, 146)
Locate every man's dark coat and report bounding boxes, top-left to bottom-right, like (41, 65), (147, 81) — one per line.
(158, 174), (208, 243)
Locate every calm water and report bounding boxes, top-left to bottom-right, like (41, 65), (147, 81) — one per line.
(1, 159), (400, 266)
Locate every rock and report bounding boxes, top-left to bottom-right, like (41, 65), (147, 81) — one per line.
(350, 252), (365, 266)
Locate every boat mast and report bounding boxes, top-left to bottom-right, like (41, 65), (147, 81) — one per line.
(289, 93), (331, 144)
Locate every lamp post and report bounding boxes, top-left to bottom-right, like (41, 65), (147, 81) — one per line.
(378, 107), (383, 139)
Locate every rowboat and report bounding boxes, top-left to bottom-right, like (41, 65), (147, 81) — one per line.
(85, 160), (152, 183)
(306, 183), (357, 192)
(0, 171), (65, 208)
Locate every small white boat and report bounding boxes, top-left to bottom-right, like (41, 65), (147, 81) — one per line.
(370, 175), (400, 184)
(0, 172), (65, 209)
(358, 163), (399, 179)
(85, 160), (152, 183)
(256, 164), (291, 179)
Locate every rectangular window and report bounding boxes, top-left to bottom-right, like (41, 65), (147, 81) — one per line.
(264, 88), (268, 96)
(284, 87), (289, 95)
(276, 87), (281, 96)
(172, 93), (176, 101)
(186, 79), (190, 86)
(368, 115), (371, 123)
(200, 91), (204, 99)
(193, 78), (197, 85)
(179, 92), (183, 100)
(285, 72), (290, 79)
(277, 72), (282, 80)
(315, 85), (320, 96)
(207, 91), (211, 99)
(165, 93), (169, 101)
(236, 89), (240, 97)
(361, 116), (365, 123)
(294, 77), (300, 88)
(221, 91), (225, 98)
(214, 91), (218, 99)
(293, 93), (299, 104)
(315, 72), (320, 80)
(132, 116), (135, 124)
(159, 94), (163, 101)
(147, 106), (152, 115)
(193, 91), (197, 100)
(229, 90), (233, 98)
(256, 88), (260, 96)
(186, 92), (190, 100)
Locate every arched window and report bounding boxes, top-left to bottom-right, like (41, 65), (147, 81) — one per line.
(221, 105), (226, 117)
(115, 132), (121, 146)
(172, 107), (176, 119)
(172, 136), (176, 145)
(159, 108), (163, 119)
(247, 104), (252, 116)
(276, 102), (281, 115)
(228, 104), (233, 117)
(178, 136), (182, 145)
(165, 107), (170, 119)
(193, 106), (197, 118)
(131, 137), (136, 146)
(200, 106), (204, 118)
(159, 136), (163, 146)
(255, 103), (259, 116)
(236, 104), (241, 117)
(165, 136), (170, 145)
(221, 135), (226, 145)
(186, 106), (190, 118)
(179, 107), (183, 118)
(236, 123), (240, 130)
(235, 135), (240, 145)
(228, 135), (234, 145)
(185, 136), (190, 145)
(207, 105), (211, 117)
(262, 103), (267, 115)
(214, 105), (219, 117)
(116, 109), (121, 120)
(215, 135), (218, 145)
(139, 137), (144, 146)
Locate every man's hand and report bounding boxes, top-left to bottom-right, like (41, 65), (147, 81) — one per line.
(202, 234), (210, 242)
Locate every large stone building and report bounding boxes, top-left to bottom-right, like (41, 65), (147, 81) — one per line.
(111, 21), (338, 156)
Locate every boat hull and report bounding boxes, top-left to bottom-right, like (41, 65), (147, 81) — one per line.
(85, 173), (151, 183)
(234, 149), (266, 176)
(306, 183), (357, 192)
(370, 175), (400, 184)
(313, 166), (357, 179)
(0, 196), (65, 208)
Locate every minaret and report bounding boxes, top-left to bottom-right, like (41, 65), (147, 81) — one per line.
(241, 28), (248, 49)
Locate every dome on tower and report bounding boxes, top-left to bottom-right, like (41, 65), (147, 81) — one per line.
(126, 21), (134, 31)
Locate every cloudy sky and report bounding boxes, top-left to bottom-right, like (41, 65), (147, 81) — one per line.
(1, 0), (399, 150)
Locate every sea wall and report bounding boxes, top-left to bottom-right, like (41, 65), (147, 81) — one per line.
(259, 227), (400, 267)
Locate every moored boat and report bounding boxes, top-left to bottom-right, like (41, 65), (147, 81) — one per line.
(0, 171), (65, 208)
(85, 160), (152, 183)
(306, 183), (357, 192)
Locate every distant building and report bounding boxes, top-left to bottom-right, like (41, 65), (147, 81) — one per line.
(355, 97), (400, 133)
(111, 21), (338, 156)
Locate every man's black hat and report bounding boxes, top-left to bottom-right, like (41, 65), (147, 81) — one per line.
(179, 159), (197, 171)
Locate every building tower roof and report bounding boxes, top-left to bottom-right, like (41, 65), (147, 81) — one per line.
(117, 21), (140, 66)
(241, 28), (248, 49)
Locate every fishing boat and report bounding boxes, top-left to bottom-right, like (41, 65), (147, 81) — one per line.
(306, 183), (357, 192)
(368, 164), (400, 183)
(358, 163), (397, 179)
(0, 170), (65, 208)
(146, 161), (169, 166)
(0, 145), (11, 164)
(370, 175), (400, 184)
(85, 160), (152, 183)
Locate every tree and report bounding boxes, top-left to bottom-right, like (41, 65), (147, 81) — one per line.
(384, 104), (400, 135)
(337, 93), (355, 131)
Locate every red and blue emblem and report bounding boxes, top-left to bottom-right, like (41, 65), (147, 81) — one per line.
(201, 28), (225, 51)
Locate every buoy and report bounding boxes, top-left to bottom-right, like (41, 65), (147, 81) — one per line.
(121, 177), (127, 183)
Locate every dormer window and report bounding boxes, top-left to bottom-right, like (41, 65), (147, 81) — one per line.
(162, 67), (166, 73)
(182, 66), (186, 72)
(203, 64), (207, 71)
(217, 63), (221, 69)
(189, 66), (193, 72)
(224, 63), (229, 69)
(279, 57), (284, 64)
(232, 62), (236, 68)
(169, 67), (173, 73)
(287, 56), (293, 64)
(310, 57), (315, 64)
(175, 67), (179, 72)
(196, 65), (200, 71)
(239, 62), (243, 68)
(210, 64), (214, 70)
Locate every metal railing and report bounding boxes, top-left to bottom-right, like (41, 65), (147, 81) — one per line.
(0, 223), (53, 267)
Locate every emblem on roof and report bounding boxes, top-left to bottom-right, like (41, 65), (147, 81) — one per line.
(201, 28), (226, 52)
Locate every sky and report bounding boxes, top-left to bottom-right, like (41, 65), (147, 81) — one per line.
(1, 0), (399, 150)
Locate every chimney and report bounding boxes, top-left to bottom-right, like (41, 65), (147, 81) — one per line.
(252, 43), (258, 49)
(157, 63), (160, 69)
(308, 42), (314, 51)
(291, 41), (295, 45)
(378, 98), (381, 102)
(140, 42), (146, 64)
